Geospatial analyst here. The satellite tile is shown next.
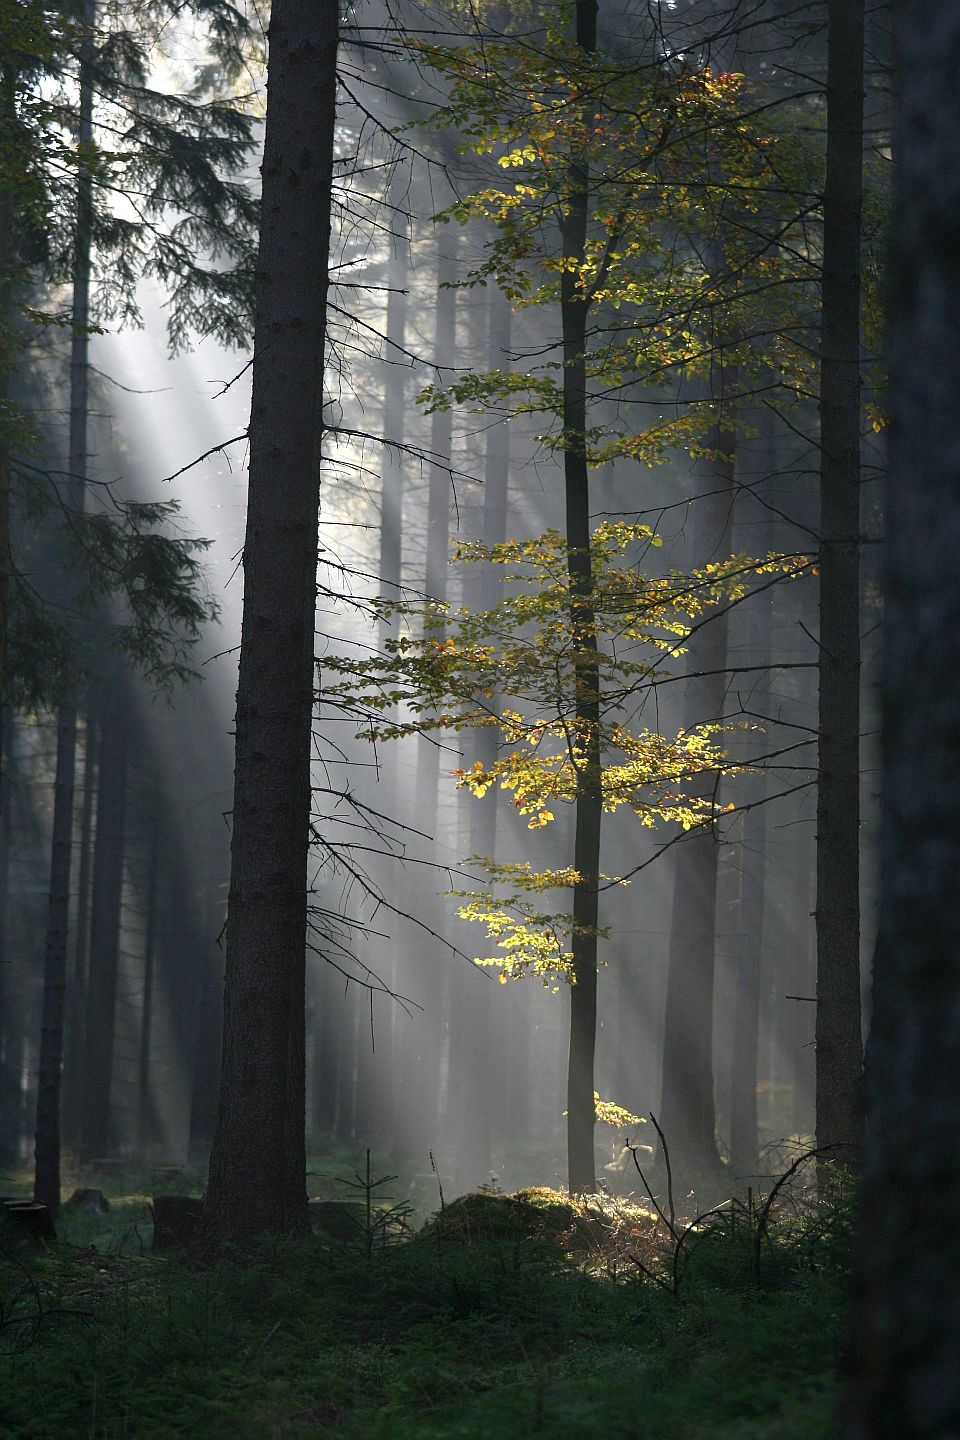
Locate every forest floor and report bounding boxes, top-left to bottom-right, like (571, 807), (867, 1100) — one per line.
(0, 1154), (850, 1439)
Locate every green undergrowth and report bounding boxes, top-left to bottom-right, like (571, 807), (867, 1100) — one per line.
(0, 1185), (852, 1439)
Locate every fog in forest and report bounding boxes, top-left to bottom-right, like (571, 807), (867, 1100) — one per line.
(0, 0), (885, 1218)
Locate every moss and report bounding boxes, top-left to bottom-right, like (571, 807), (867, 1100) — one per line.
(417, 1186), (657, 1255)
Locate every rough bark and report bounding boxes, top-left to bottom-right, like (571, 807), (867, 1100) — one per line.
(562, 0), (601, 1197)
(814, 0), (865, 1172)
(203, 0), (338, 1243)
(34, 0), (95, 1213)
(846, 6), (960, 1433)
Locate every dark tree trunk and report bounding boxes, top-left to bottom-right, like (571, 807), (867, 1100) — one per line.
(137, 785), (160, 1151)
(0, 65), (15, 741)
(815, 0), (865, 1172)
(0, 707), (16, 1166)
(847, 5), (960, 1430)
(561, 0), (602, 1198)
(79, 676), (130, 1162)
(204, 0), (338, 1243)
(34, 0), (95, 1212)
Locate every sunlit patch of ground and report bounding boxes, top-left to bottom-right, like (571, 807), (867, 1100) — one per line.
(0, 1166), (849, 1439)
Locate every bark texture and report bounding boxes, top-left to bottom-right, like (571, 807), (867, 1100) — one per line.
(847, 5), (960, 1433)
(203, 0), (338, 1242)
(563, 0), (601, 1196)
(815, 0), (864, 1170)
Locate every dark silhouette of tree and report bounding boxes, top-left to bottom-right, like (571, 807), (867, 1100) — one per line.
(848, 2), (960, 1430)
(815, 0), (865, 1172)
(204, 0), (340, 1243)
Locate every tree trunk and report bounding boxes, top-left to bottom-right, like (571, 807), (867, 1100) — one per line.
(62, 697), (97, 1152)
(0, 64), (16, 745)
(815, 0), (864, 1174)
(402, 237), (458, 1166)
(0, 706), (16, 1165)
(728, 508), (774, 1178)
(79, 675), (129, 1162)
(373, 184), (409, 1159)
(34, 0), (95, 1212)
(657, 428), (734, 1192)
(728, 737), (768, 1179)
(452, 286), (510, 1191)
(188, 857), (225, 1158)
(847, 6), (960, 1429)
(562, 0), (602, 1197)
(137, 783), (160, 1151)
(203, 0), (338, 1243)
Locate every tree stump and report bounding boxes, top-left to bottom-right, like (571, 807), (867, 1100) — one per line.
(151, 1195), (203, 1251)
(65, 1187), (110, 1214)
(1, 1200), (56, 1248)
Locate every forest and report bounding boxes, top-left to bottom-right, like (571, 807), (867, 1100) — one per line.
(0, 0), (955, 1435)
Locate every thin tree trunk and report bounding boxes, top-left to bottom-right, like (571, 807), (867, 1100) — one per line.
(34, 0), (96, 1212)
(0, 64), (16, 745)
(373, 183), (409, 1159)
(62, 697), (97, 1151)
(562, 0), (602, 1197)
(0, 706), (16, 1165)
(204, 0), (338, 1242)
(728, 495), (774, 1177)
(402, 238), (458, 1165)
(657, 428), (734, 1191)
(847, 6), (960, 1427)
(137, 783), (160, 1151)
(728, 746), (768, 1179)
(452, 286), (510, 1191)
(79, 675), (130, 1162)
(815, 0), (864, 1173)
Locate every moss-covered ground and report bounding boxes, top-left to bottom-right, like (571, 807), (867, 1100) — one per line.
(0, 1161), (850, 1439)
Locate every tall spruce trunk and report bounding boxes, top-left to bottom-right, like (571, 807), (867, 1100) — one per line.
(374, 193), (409, 1159)
(728, 593), (771, 1178)
(136, 785), (160, 1151)
(62, 697), (97, 1151)
(79, 675), (129, 1161)
(0, 707), (15, 1164)
(203, 0), (338, 1242)
(815, 0), (864, 1172)
(847, 4), (960, 1429)
(452, 286), (510, 1190)
(562, 0), (602, 1196)
(34, 0), (95, 1212)
(0, 65), (16, 748)
(657, 424), (735, 1191)
(397, 238), (458, 1165)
